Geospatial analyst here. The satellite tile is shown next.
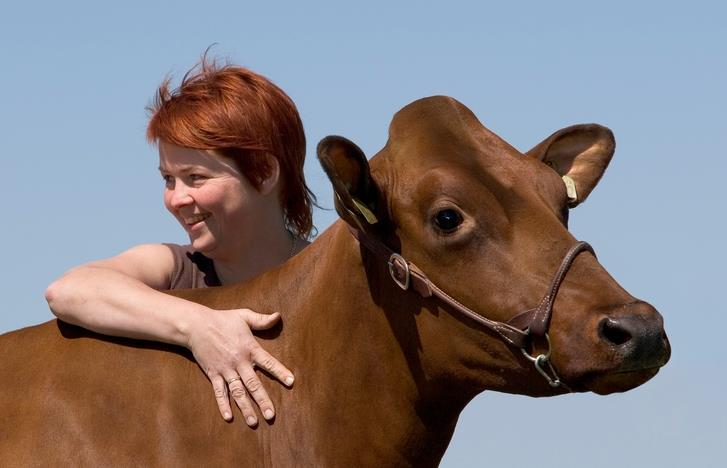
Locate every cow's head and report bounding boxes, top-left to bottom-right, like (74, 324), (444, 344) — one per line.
(318, 96), (670, 397)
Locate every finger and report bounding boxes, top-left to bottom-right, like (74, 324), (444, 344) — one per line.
(241, 310), (281, 330)
(239, 367), (275, 421)
(251, 347), (295, 387)
(210, 374), (233, 422)
(226, 375), (258, 427)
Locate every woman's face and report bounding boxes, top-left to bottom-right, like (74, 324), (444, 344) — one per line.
(158, 141), (268, 260)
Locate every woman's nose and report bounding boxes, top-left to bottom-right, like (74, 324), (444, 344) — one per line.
(169, 185), (193, 208)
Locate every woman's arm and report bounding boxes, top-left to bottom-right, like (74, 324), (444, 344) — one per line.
(45, 244), (293, 426)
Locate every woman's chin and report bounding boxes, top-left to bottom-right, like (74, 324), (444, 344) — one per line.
(189, 235), (215, 254)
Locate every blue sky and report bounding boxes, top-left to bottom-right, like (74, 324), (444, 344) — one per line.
(1, 1), (725, 466)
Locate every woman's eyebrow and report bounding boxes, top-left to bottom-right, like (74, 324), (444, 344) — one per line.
(158, 165), (199, 174)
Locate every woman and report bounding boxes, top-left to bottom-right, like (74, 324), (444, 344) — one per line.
(45, 58), (314, 428)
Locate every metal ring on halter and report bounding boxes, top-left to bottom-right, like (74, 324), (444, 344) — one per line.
(388, 253), (410, 290)
(520, 333), (553, 363)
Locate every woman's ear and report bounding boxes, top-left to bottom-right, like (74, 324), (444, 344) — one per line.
(258, 155), (281, 196)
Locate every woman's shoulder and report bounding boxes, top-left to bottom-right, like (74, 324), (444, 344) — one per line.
(161, 242), (193, 258)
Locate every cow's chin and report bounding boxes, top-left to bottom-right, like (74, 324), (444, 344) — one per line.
(579, 367), (662, 395)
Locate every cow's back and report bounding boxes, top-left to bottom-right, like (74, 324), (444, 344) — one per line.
(0, 320), (264, 466)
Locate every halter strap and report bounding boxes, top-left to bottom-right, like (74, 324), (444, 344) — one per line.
(507, 242), (595, 337)
(347, 225), (595, 388)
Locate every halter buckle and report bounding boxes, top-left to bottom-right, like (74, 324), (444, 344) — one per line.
(388, 253), (410, 290)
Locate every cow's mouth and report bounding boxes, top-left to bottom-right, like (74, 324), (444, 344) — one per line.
(578, 366), (663, 395)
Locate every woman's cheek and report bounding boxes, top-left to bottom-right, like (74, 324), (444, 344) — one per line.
(162, 192), (174, 213)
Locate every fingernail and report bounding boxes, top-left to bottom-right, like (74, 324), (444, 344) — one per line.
(247, 416), (257, 426)
(285, 376), (294, 386)
(264, 409), (274, 420)
(224, 412), (231, 420)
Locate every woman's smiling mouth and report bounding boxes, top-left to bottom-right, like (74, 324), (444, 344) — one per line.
(184, 213), (211, 226)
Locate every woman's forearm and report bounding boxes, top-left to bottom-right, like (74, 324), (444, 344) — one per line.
(45, 266), (202, 347)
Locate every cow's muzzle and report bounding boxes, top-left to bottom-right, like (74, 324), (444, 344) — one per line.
(582, 301), (670, 394)
(598, 301), (671, 370)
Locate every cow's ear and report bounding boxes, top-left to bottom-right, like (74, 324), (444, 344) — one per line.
(527, 124), (615, 208)
(317, 136), (383, 230)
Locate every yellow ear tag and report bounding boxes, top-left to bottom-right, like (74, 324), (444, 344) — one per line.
(352, 197), (379, 225)
(562, 176), (578, 204)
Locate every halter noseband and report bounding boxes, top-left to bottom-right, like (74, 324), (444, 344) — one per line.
(347, 225), (595, 390)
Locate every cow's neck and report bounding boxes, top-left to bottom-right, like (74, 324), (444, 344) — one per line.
(233, 221), (473, 465)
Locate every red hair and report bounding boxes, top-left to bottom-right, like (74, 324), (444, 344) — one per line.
(147, 58), (314, 237)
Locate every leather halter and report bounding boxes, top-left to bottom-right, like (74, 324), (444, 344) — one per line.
(347, 225), (595, 389)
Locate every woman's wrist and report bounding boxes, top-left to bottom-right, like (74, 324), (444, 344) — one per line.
(176, 303), (208, 350)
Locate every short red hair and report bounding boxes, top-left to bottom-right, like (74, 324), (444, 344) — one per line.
(147, 58), (314, 237)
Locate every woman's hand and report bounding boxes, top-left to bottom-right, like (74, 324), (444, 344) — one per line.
(186, 308), (294, 426)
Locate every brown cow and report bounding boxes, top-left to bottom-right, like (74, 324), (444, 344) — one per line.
(0, 96), (670, 467)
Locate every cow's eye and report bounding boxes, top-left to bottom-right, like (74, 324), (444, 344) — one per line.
(433, 209), (463, 233)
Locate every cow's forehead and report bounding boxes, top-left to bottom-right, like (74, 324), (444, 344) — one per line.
(373, 96), (537, 184)
(388, 96), (492, 147)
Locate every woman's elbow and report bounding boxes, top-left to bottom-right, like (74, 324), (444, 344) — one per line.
(45, 273), (81, 321)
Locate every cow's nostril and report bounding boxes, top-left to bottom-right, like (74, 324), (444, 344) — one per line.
(600, 318), (632, 346)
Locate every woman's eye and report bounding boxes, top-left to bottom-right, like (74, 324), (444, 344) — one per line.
(433, 209), (463, 233)
(189, 174), (206, 182)
(161, 175), (173, 186)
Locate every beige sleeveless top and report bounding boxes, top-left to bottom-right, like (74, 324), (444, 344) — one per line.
(164, 243), (221, 289)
